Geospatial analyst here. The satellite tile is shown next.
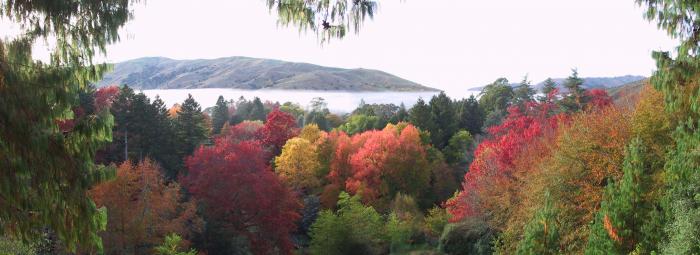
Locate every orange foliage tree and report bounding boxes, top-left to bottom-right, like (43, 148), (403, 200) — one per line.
(541, 106), (632, 253)
(90, 159), (201, 255)
(347, 124), (431, 210)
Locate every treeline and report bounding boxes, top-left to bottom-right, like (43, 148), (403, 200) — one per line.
(3, 68), (627, 255)
(8, 60), (695, 255)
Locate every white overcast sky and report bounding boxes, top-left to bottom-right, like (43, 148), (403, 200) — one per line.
(6, 0), (678, 92)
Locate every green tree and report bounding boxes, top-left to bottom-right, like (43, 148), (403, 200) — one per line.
(438, 217), (494, 255)
(443, 130), (473, 167)
(0, 0), (130, 246)
(429, 92), (458, 149)
(175, 94), (209, 158)
(153, 234), (196, 255)
(249, 97), (267, 121)
(479, 78), (514, 129)
(308, 192), (385, 255)
(149, 96), (182, 179)
(479, 77), (514, 114)
(338, 114), (380, 135)
(516, 191), (560, 255)
(634, 2), (700, 253)
(539, 78), (558, 102)
(409, 98), (434, 137)
(393, 103), (409, 123)
(658, 127), (700, 254)
(280, 101), (305, 126)
(514, 75), (536, 106)
(306, 97), (330, 130)
(456, 95), (484, 135)
(104, 89), (183, 179)
(560, 69), (587, 112)
(211, 95), (229, 135)
(585, 139), (658, 254)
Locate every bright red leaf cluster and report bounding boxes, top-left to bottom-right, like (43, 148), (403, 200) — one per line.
(322, 124), (431, 210)
(183, 109), (305, 254)
(259, 108), (299, 156)
(94, 85), (120, 112)
(183, 137), (301, 254)
(586, 88), (613, 110)
(446, 101), (568, 221)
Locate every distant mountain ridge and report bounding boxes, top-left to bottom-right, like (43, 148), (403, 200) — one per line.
(468, 75), (647, 92)
(97, 57), (438, 92)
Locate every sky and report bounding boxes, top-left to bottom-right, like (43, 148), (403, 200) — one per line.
(5, 0), (678, 92)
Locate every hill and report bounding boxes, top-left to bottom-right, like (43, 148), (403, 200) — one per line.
(468, 75), (646, 92)
(607, 78), (649, 105)
(96, 57), (438, 92)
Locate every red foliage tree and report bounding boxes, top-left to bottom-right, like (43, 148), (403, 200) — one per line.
(586, 88), (613, 110)
(259, 108), (299, 156)
(222, 121), (264, 142)
(446, 100), (568, 221)
(94, 85), (120, 112)
(182, 138), (301, 254)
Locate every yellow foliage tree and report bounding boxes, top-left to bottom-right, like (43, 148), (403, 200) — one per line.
(544, 106), (632, 253)
(299, 123), (325, 144)
(275, 137), (322, 190)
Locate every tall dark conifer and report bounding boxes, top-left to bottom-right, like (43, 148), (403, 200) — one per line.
(249, 97), (267, 121)
(513, 75), (536, 106)
(175, 94), (209, 159)
(409, 98), (434, 137)
(457, 95), (484, 135)
(211, 95), (229, 135)
(561, 69), (587, 112)
(429, 92), (458, 149)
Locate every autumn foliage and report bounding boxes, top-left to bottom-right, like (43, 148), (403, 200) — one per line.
(90, 159), (201, 255)
(447, 100), (567, 221)
(183, 135), (301, 254)
(345, 124), (431, 210)
(259, 108), (300, 156)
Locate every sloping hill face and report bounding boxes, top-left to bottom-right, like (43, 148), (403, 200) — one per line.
(468, 75), (647, 92)
(97, 57), (438, 91)
(533, 75), (647, 90)
(607, 78), (649, 105)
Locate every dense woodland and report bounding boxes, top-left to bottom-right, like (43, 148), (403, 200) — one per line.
(2, 0), (700, 255)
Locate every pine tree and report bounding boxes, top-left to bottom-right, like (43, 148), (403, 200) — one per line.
(109, 86), (136, 163)
(211, 95), (229, 135)
(658, 126), (700, 254)
(516, 191), (560, 255)
(457, 95), (484, 135)
(175, 94), (209, 158)
(585, 138), (658, 254)
(249, 97), (267, 121)
(150, 96), (182, 179)
(394, 103), (409, 123)
(539, 78), (557, 102)
(560, 69), (587, 112)
(513, 75), (536, 106)
(409, 98), (434, 136)
(429, 92), (458, 149)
